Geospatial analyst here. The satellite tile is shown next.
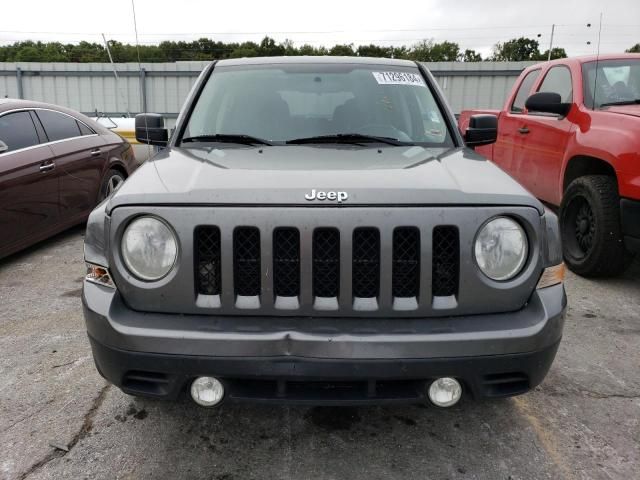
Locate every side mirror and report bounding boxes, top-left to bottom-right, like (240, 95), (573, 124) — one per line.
(0, 140), (8, 153)
(464, 114), (498, 148)
(135, 113), (168, 146)
(525, 92), (571, 117)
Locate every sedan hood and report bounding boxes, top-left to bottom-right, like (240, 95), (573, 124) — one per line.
(108, 145), (543, 213)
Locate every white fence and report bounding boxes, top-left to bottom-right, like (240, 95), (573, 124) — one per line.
(0, 60), (537, 119)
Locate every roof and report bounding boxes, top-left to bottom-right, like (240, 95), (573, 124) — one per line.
(216, 56), (418, 67)
(523, 53), (640, 70)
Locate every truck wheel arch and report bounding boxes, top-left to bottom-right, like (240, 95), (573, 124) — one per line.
(562, 155), (617, 193)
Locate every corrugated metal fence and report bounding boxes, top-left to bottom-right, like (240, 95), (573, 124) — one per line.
(0, 60), (537, 119)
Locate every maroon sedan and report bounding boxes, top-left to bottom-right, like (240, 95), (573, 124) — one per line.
(0, 99), (139, 259)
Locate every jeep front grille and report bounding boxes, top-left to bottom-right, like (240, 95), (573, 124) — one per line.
(194, 223), (461, 314)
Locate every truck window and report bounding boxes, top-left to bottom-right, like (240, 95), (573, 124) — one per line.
(582, 59), (640, 108)
(511, 69), (540, 113)
(537, 66), (573, 103)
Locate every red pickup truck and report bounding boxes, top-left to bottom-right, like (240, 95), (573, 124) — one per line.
(459, 54), (640, 277)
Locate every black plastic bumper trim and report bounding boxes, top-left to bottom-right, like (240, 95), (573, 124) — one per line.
(89, 335), (560, 405)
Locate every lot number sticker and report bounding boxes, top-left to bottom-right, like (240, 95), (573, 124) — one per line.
(372, 71), (426, 87)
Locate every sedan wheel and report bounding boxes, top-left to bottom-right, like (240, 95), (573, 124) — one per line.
(100, 170), (125, 202)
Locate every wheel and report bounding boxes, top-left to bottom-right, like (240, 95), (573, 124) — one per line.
(559, 175), (629, 277)
(99, 169), (125, 202)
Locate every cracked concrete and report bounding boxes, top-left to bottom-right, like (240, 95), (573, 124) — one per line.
(1, 226), (639, 480)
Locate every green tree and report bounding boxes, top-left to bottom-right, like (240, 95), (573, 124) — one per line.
(492, 37), (541, 61)
(460, 49), (482, 62)
(407, 39), (461, 62)
(626, 43), (640, 53)
(540, 47), (568, 60)
(357, 44), (393, 58)
(329, 44), (355, 56)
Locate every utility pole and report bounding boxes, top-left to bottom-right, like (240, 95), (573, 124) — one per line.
(547, 24), (555, 61)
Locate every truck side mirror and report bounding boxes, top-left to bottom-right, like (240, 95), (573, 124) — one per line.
(0, 140), (8, 153)
(525, 92), (571, 117)
(464, 114), (498, 148)
(135, 113), (168, 146)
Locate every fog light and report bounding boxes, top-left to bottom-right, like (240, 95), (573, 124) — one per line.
(190, 377), (224, 407)
(428, 377), (462, 407)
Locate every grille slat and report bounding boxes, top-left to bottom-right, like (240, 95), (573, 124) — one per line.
(273, 228), (300, 297)
(195, 226), (221, 295)
(352, 228), (380, 298)
(432, 226), (459, 297)
(392, 227), (420, 298)
(234, 227), (261, 297)
(313, 228), (340, 298)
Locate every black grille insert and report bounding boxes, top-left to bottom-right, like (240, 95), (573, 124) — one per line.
(432, 226), (459, 296)
(313, 228), (340, 298)
(392, 227), (420, 298)
(352, 227), (380, 298)
(234, 227), (261, 296)
(195, 226), (221, 295)
(273, 228), (300, 297)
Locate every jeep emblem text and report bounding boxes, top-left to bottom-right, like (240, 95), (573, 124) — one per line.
(304, 189), (348, 203)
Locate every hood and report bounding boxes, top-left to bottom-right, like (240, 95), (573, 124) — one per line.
(602, 104), (640, 118)
(108, 145), (543, 213)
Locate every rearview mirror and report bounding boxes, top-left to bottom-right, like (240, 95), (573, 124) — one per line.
(135, 113), (168, 146)
(0, 140), (8, 153)
(464, 114), (498, 148)
(525, 92), (571, 117)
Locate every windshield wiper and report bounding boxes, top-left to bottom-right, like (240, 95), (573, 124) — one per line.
(599, 99), (640, 108)
(286, 133), (404, 146)
(181, 134), (273, 146)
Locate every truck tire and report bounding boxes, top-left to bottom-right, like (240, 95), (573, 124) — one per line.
(560, 175), (628, 277)
(99, 169), (125, 203)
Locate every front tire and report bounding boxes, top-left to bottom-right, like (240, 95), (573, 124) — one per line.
(559, 175), (628, 277)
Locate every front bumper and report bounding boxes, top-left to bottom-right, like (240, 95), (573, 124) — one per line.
(621, 198), (640, 254)
(83, 282), (566, 405)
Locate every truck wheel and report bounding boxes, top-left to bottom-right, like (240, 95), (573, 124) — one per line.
(560, 175), (628, 277)
(99, 169), (125, 202)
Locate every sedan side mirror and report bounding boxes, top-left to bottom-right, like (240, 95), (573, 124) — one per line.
(135, 113), (168, 146)
(464, 114), (498, 148)
(0, 140), (8, 153)
(525, 92), (571, 117)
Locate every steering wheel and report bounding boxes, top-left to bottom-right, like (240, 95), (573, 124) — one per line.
(354, 123), (412, 142)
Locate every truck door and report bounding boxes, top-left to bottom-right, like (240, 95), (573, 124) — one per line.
(518, 65), (574, 205)
(492, 69), (541, 188)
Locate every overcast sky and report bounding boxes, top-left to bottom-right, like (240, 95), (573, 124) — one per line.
(1, 0), (638, 58)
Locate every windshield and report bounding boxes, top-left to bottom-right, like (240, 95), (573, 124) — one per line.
(181, 63), (454, 147)
(582, 59), (640, 108)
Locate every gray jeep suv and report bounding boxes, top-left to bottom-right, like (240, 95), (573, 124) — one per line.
(82, 57), (566, 407)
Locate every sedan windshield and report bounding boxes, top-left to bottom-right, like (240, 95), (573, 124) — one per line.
(582, 59), (640, 109)
(181, 63), (454, 147)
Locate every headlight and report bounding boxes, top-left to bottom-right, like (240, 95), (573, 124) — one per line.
(121, 216), (178, 281)
(474, 217), (528, 281)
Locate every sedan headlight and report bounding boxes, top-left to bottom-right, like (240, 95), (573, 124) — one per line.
(474, 217), (528, 281)
(121, 216), (178, 281)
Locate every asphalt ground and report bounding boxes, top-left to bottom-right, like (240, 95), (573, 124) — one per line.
(1, 226), (639, 480)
